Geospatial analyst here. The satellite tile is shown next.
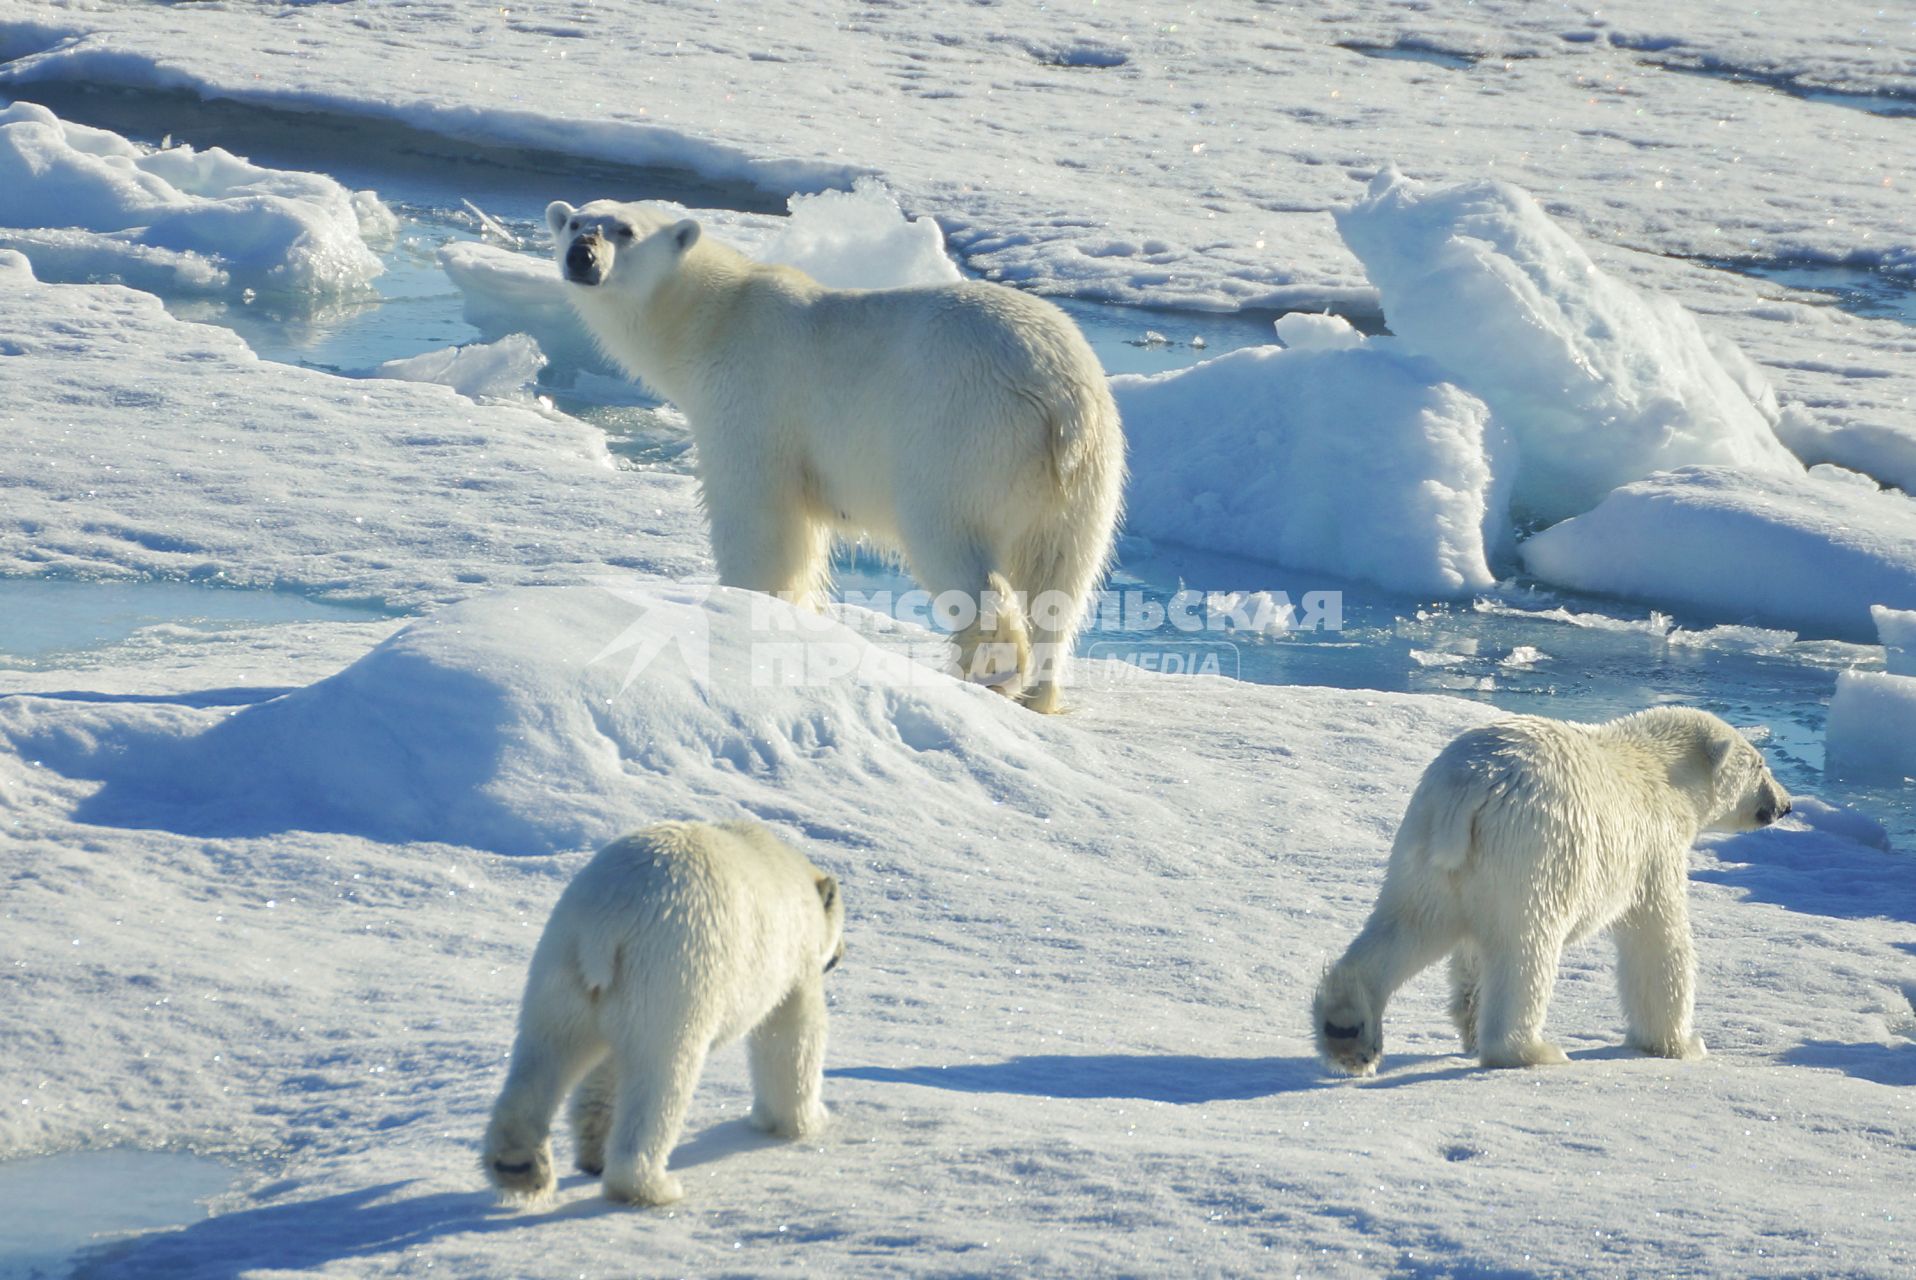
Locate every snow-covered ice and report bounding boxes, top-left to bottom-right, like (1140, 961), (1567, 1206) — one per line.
(1520, 466), (1916, 641)
(1113, 341), (1508, 597)
(1873, 604), (1916, 678)
(1827, 671), (1916, 783)
(0, 251), (704, 607)
(0, 100), (392, 297)
(1337, 170), (1802, 524)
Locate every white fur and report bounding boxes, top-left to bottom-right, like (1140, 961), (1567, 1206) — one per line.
(546, 199), (1126, 713)
(484, 820), (845, 1206)
(1313, 707), (1791, 1076)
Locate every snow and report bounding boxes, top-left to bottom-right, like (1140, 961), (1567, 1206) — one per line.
(1112, 342), (1509, 597)
(373, 332), (546, 401)
(1520, 466), (1916, 642)
(0, 100), (392, 297)
(1875, 605), (1916, 677)
(5, 578), (1914, 1275)
(0, 252), (706, 608)
(2, 0), (1915, 1274)
(1336, 170), (1802, 524)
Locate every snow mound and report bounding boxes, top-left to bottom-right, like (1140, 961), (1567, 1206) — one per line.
(1520, 466), (1916, 640)
(759, 178), (960, 288)
(56, 584), (1087, 855)
(1112, 342), (1509, 596)
(373, 333), (547, 400)
(1336, 170), (1802, 523)
(1874, 604), (1916, 676)
(1826, 670), (1916, 782)
(0, 100), (392, 296)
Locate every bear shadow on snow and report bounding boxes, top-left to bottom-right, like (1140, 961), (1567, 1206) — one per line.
(1780, 1039), (1916, 1087)
(831, 1053), (1329, 1103)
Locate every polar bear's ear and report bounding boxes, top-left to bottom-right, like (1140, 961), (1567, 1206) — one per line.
(546, 201), (575, 236)
(815, 874), (838, 913)
(670, 219), (702, 253)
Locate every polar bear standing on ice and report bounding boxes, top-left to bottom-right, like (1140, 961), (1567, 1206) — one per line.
(547, 198), (1125, 713)
(484, 820), (845, 1206)
(1313, 707), (1790, 1076)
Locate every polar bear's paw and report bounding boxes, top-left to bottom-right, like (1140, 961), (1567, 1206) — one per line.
(1629, 1031), (1707, 1061)
(483, 1139), (556, 1203)
(750, 1100), (830, 1139)
(1313, 967), (1383, 1076)
(1480, 1039), (1569, 1069)
(604, 1166), (684, 1207)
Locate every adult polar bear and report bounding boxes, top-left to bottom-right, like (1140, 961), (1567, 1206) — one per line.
(548, 198), (1125, 713)
(484, 821), (845, 1206)
(1314, 707), (1791, 1076)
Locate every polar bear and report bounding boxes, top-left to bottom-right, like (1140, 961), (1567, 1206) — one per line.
(483, 820), (845, 1206)
(1313, 706), (1790, 1076)
(546, 198), (1125, 713)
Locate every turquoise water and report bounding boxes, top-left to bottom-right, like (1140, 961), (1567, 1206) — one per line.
(0, 1150), (234, 1279)
(0, 580), (385, 662)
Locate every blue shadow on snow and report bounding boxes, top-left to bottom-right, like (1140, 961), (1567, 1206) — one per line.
(831, 1053), (1325, 1102)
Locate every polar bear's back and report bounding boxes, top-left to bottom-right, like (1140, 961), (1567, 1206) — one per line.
(1393, 717), (1691, 928)
(764, 277), (1119, 494)
(534, 821), (823, 1032)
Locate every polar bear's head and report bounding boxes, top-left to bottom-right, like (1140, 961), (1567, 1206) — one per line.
(1701, 726), (1793, 833)
(546, 199), (700, 298)
(1671, 712), (1792, 833)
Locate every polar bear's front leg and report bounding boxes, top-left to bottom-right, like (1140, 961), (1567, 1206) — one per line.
(1613, 882), (1706, 1061)
(702, 470), (833, 609)
(483, 1021), (609, 1201)
(1476, 933), (1570, 1069)
(568, 1059), (617, 1175)
(746, 977), (831, 1139)
(599, 1032), (709, 1207)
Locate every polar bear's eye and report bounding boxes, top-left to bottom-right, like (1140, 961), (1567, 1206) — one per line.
(617, 225), (635, 241)
(569, 219), (580, 232)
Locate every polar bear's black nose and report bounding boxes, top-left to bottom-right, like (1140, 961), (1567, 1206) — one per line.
(565, 242), (600, 283)
(1324, 1020), (1363, 1040)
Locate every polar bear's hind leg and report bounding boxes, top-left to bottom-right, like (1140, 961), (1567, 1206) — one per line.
(599, 1028), (708, 1207)
(1476, 935), (1570, 1068)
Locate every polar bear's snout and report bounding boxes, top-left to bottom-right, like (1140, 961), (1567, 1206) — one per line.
(565, 233), (608, 286)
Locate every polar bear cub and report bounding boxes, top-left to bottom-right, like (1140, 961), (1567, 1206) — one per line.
(1313, 707), (1790, 1076)
(546, 198), (1125, 713)
(484, 820), (845, 1206)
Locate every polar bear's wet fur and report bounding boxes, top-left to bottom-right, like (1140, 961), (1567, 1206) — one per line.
(484, 821), (845, 1206)
(1314, 707), (1790, 1076)
(547, 198), (1125, 713)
